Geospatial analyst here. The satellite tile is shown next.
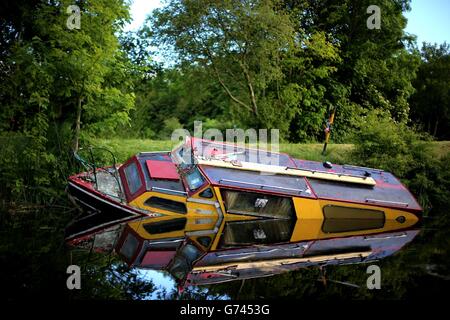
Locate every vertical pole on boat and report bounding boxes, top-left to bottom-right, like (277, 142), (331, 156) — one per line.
(322, 106), (337, 155)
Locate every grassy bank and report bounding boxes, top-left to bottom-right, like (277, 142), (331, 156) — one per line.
(92, 138), (450, 164)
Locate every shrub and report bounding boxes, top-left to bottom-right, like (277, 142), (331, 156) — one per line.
(158, 117), (183, 140)
(349, 110), (449, 216)
(350, 110), (432, 177)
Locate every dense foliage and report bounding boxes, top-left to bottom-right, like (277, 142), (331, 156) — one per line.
(143, 0), (425, 141)
(410, 43), (450, 139)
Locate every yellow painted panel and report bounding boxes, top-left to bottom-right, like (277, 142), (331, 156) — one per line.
(187, 201), (218, 216)
(130, 191), (187, 216)
(127, 190), (220, 240)
(127, 216), (183, 239)
(190, 185), (217, 201)
(130, 191), (219, 217)
(291, 198), (324, 241)
(128, 213), (219, 240)
(210, 187), (227, 250)
(291, 197), (419, 242)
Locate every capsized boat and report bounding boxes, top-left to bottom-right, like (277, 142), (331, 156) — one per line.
(66, 137), (422, 286)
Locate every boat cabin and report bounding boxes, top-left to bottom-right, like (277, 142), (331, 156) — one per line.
(66, 136), (422, 285)
(114, 137), (421, 239)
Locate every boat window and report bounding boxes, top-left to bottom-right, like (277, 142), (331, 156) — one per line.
(119, 233), (140, 261)
(218, 218), (296, 248)
(185, 167), (206, 191)
(199, 188), (214, 198)
(143, 218), (187, 235)
(169, 256), (190, 281)
(173, 142), (194, 170)
(168, 243), (203, 280)
(322, 205), (385, 233)
(144, 196), (187, 214)
(123, 162), (143, 195)
(196, 236), (212, 248)
(194, 139), (295, 166)
(221, 189), (295, 219)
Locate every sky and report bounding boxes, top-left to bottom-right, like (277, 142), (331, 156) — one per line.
(138, 269), (175, 299)
(124, 0), (162, 31)
(404, 0), (450, 45)
(125, 0), (450, 46)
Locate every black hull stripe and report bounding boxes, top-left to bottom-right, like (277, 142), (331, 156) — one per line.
(66, 182), (141, 240)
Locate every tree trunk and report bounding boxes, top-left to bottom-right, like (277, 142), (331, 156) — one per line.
(204, 47), (254, 114)
(238, 60), (258, 116)
(433, 118), (439, 137)
(73, 96), (82, 152)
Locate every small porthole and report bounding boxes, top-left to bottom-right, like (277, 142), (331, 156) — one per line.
(144, 196), (187, 214)
(199, 188), (214, 198)
(143, 218), (187, 234)
(197, 236), (212, 248)
(396, 216), (406, 223)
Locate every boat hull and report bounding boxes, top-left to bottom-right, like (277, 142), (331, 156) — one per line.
(66, 180), (143, 243)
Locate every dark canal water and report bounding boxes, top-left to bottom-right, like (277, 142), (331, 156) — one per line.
(1, 200), (449, 301)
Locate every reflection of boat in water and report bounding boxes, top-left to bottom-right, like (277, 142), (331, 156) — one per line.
(117, 219), (420, 287)
(186, 229), (420, 285)
(66, 137), (422, 287)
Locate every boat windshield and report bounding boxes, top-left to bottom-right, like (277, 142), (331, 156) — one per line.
(184, 167), (205, 191)
(171, 139), (194, 170)
(168, 243), (203, 281)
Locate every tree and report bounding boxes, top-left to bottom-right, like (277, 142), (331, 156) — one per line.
(0, 0), (135, 152)
(46, 0), (135, 150)
(146, 0), (420, 141)
(284, 0), (420, 140)
(150, 0), (296, 127)
(410, 42), (450, 139)
(148, 0), (345, 140)
(0, 0), (136, 202)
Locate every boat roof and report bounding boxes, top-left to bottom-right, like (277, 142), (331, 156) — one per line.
(188, 228), (420, 285)
(135, 152), (186, 194)
(182, 137), (422, 211)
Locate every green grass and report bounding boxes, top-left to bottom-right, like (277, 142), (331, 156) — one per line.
(93, 138), (177, 163)
(91, 138), (450, 164)
(431, 141), (450, 158)
(279, 143), (352, 163)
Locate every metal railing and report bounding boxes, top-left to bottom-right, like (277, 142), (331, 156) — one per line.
(73, 146), (124, 201)
(218, 178), (305, 194)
